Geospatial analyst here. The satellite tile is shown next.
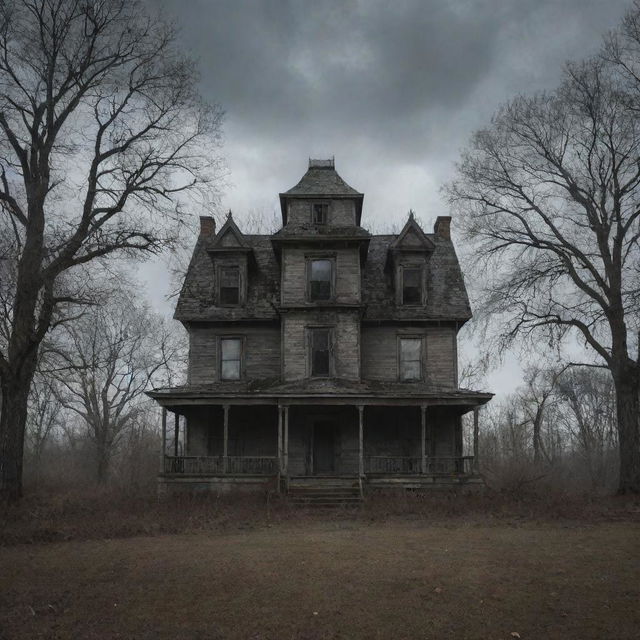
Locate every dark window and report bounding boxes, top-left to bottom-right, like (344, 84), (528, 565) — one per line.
(313, 203), (328, 224)
(220, 338), (242, 380)
(399, 338), (422, 381)
(402, 267), (422, 305)
(309, 259), (332, 301)
(311, 328), (331, 376)
(219, 267), (240, 305)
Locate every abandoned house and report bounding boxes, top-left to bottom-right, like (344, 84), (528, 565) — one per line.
(149, 158), (492, 498)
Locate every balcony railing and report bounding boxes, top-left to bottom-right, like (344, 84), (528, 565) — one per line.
(365, 456), (474, 475)
(163, 455), (279, 475)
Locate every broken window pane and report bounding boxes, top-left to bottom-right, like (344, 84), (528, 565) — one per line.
(310, 259), (332, 301)
(402, 268), (422, 305)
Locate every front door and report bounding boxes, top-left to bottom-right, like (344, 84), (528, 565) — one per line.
(313, 421), (335, 475)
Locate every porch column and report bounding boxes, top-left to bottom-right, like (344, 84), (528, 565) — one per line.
(277, 405), (283, 473)
(473, 407), (480, 474)
(173, 412), (179, 457)
(421, 405), (427, 474)
(223, 404), (229, 474)
(357, 405), (364, 477)
(161, 408), (167, 472)
(283, 406), (289, 476)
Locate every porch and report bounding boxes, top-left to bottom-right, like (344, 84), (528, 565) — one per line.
(155, 399), (488, 494)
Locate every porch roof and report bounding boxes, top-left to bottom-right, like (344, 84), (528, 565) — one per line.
(147, 378), (493, 408)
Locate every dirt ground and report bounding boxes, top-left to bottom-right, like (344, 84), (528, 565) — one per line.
(1, 520), (638, 640)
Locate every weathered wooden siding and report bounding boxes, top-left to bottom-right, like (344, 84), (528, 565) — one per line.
(360, 325), (457, 386)
(188, 325), (281, 384)
(287, 198), (356, 226)
(281, 247), (361, 306)
(282, 311), (360, 380)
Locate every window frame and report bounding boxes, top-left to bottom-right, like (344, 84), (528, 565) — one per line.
(311, 201), (329, 225)
(306, 255), (336, 303)
(308, 326), (334, 378)
(397, 335), (424, 382)
(218, 336), (245, 381)
(400, 265), (424, 306)
(217, 265), (243, 307)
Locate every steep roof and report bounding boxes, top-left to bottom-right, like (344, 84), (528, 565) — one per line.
(282, 159), (362, 197)
(362, 234), (471, 322)
(279, 159), (364, 225)
(175, 234), (280, 322)
(175, 229), (472, 324)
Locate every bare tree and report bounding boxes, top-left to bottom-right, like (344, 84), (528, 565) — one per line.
(556, 368), (618, 489)
(515, 366), (567, 467)
(24, 372), (63, 484)
(447, 5), (640, 493)
(0, 0), (223, 498)
(51, 293), (178, 484)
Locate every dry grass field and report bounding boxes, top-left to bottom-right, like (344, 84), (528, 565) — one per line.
(1, 506), (639, 639)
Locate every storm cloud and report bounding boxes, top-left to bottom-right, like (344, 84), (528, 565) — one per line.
(144, 0), (631, 391)
(150, 0), (629, 226)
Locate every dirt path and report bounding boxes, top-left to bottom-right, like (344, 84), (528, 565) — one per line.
(1, 521), (638, 639)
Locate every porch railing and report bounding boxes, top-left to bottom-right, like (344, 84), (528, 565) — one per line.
(366, 456), (475, 475)
(425, 456), (474, 474)
(164, 455), (474, 476)
(226, 456), (279, 474)
(163, 455), (279, 475)
(366, 456), (422, 474)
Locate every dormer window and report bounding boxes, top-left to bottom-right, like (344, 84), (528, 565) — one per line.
(312, 203), (328, 225)
(308, 258), (333, 301)
(219, 266), (240, 305)
(401, 267), (422, 305)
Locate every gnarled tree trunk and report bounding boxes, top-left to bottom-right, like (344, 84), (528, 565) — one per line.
(613, 361), (640, 494)
(0, 356), (38, 500)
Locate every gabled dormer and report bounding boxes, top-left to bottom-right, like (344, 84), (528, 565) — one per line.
(388, 212), (435, 307)
(279, 158), (364, 229)
(207, 212), (253, 307)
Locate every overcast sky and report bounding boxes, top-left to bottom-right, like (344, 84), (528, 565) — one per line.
(142, 0), (631, 395)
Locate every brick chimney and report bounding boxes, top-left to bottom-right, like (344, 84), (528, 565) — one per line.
(199, 215), (216, 237)
(434, 216), (451, 240)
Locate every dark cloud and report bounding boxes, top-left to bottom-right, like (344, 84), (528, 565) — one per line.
(142, 1), (631, 395)
(150, 0), (630, 228)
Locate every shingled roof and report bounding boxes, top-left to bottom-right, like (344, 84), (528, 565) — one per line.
(175, 229), (472, 324)
(175, 234), (280, 322)
(282, 159), (362, 197)
(362, 234), (471, 322)
(149, 379), (492, 406)
(279, 159), (364, 225)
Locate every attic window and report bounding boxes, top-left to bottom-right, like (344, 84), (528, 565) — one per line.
(402, 267), (422, 305)
(219, 266), (240, 305)
(312, 203), (328, 225)
(309, 259), (332, 301)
